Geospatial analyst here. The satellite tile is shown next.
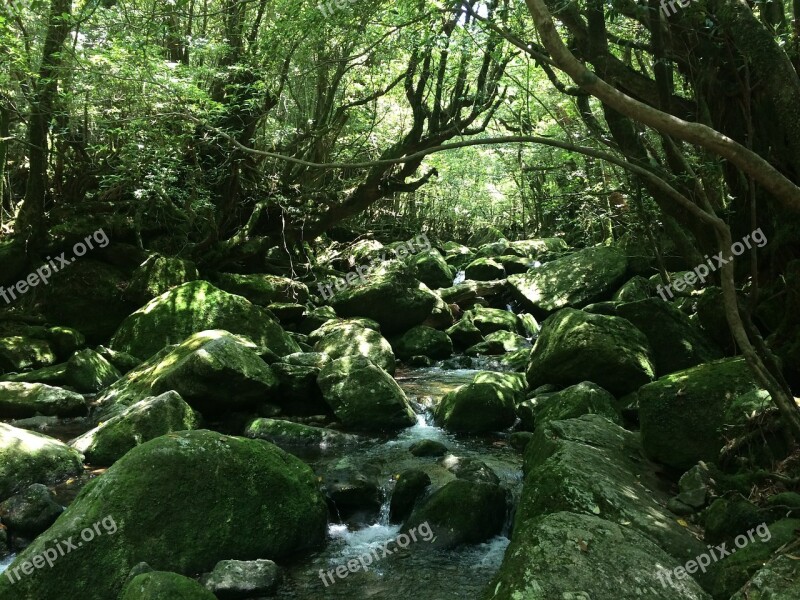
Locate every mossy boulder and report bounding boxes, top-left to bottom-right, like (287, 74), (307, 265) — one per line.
(638, 357), (764, 470)
(0, 382), (86, 418)
(485, 512), (711, 600)
(65, 348), (121, 392)
(0, 336), (56, 373)
(705, 518), (800, 599)
(404, 479), (507, 548)
(313, 322), (396, 374)
(612, 275), (653, 302)
(96, 330), (279, 417)
(483, 330), (530, 352)
(71, 391), (199, 465)
(124, 254), (200, 305)
(201, 559), (280, 599)
(389, 469), (431, 523)
(119, 571), (218, 600)
(0, 483), (63, 536)
(530, 381), (620, 429)
(328, 272), (437, 335)
(0, 423), (84, 500)
(269, 363), (330, 416)
(409, 250), (454, 289)
(519, 415), (707, 563)
(526, 308), (655, 396)
(434, 372), (521, 433)
(317, 356), (415, 431)
(445, 319), (484, 349)
(0, 430), (327, 600)
(508, 246), (628, 316)
(110, 281), (300, 361)
(391, 326), (453, 361)
(464, 257), (506, 281)
(214, 273), (309, 305)
(729, 555), (800, 600)
(506, 238), (569, 258)
(468, 307), (521, 336)
(615, 298), (722, 376)
(243, 418), (356, 449)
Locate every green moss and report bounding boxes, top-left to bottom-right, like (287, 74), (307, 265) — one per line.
(119, 571), (216, 600)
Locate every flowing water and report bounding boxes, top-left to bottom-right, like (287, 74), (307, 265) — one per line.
(273, 366), (523, 600)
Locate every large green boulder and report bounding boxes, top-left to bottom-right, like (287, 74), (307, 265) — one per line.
(391, 326), (453, 361)
(615, 298), (722, 376)
(464, 257), (505, 281)
(506, 238), (569, 258)
(313, 322), (396, 374)
(0, 336), (56, 373)
(0, 430), (327, 600)
(0, 423), (84, 500)
(243, 418), (356, 449)
(529, 381), (620, 429)
(0, 382), (86, 418)
(269, 362), (330, 416)
(518, 415), (707, 563)
(409, 250), (454, 289)
(612, 275), (653, 302)
(328, 272), (437, 335)
(71, 391), (199, 465)
(434, 371), (521, 433)
(729, 554), (800, 600)
(485, 512), (711, 600)
(214, 273), (310, 305)
(467, 307), (522, 336)
(124, 254), (200, 305)
(317, 356), (415, 431)
(638, 357), (765, 470)
(119, 571), (216, 600)
(508, 246), (628, 315)
(65, 348), (122, 392)
(110, 281), (300, 360)
(404, 479), (507, 548)
(96, 330), (279, 417)
(526, 308), (655, 397)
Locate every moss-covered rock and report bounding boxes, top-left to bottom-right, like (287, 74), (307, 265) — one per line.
(389, 469), (431, 523)
(464, 257), (505, 281)
(313, 322), (396, 374)
(612, 275), (653, 302)
(468, 307), (521, 336)
(485, 512), (711, 600)
(96, 330), (279, 417)
(434, 372), (520, 433)
(705, 518), (800, 599)
(409, 250), (454, 289)
(615, 298), (722, 376)
(44, 326), (86, 360)
(508, 246), (628, 316)
(0, 430), (327, 600)
(519, 415), (707, 563)
(0, 423), (84, 500)
(530, 381), (620, 429)
(71, 391), (199, 465)
(328, 272), (437, 335)
(0, 483), (63, 536)
(0, 336), (56, 373)
(506, 238), (569, 258)
(638, 357), (764, 470)
(110, 281), (300, 361)
(391, 326), (453, 361)
(65, 348), (121, 392)
(729, 555), (800, 600)
(269, 363), (330, 416)
(526, 308), (655, 397)
(317, 356), (415, 431)
(119, 571), (217, 600)
(243, 418), (356, 449)
(214, 273), (309, 305)
(0, 382), (86, 418)
(445, 318), (484, 349)
(404, 479), (507, 548)
(124, 254), (200, 305)
(483, 330), (530, 352)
